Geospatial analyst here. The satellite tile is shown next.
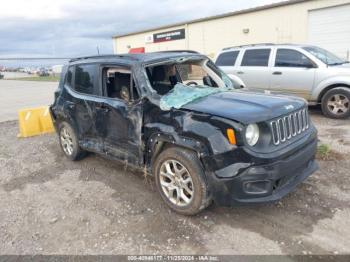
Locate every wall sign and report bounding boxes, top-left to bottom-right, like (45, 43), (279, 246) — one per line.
(145, 34), (154, 44)
(153, 29), (185, 43)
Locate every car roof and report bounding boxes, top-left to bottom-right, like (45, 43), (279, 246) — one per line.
(69, 51), (206, 65)
(220, 43), (316, 52)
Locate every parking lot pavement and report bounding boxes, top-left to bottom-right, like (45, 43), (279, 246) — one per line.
(0, 109), (349, 255)
(1, 72), (35, 79)
(0, 80), (57, 122)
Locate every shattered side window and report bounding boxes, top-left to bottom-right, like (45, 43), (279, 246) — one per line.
(103, 67), (131, 101)
(146, 58), (236, 110)
(176, 64), (207, 85)
(207, 60), (234, 89)
(222, 74), (234, 88)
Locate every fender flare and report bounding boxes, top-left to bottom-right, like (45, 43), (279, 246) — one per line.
(53, 107), (80, 139)
(145, 132), (210, 169)
(311, 76), (350, 102)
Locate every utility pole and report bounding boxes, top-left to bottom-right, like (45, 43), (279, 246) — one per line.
(96, 46), (100, 55)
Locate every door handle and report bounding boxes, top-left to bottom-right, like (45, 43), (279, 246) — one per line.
(96, 104), (110, 113)
(273, 71), (282, 75)
(237, 71), (244, 74)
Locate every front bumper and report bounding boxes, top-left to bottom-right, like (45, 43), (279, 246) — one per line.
(207, 136), (318, 206)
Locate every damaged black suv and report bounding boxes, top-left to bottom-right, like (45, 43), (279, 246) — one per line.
(50, 51), (318, 215)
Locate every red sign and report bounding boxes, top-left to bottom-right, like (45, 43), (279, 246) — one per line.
(129, 47), (145, 54)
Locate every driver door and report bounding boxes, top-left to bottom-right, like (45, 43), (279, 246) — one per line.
(270, 48), (316, 100)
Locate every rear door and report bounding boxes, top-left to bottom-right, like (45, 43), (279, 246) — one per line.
(96, 64), (143, 167)
(270, 48), (316, 100)
(63, 64), (104, 152)
(234, 48), (272, 92)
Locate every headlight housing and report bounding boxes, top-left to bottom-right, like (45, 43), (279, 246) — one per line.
(245, 124), (259, 146)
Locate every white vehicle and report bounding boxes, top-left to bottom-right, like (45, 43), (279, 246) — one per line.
(215, 44), (350, 119)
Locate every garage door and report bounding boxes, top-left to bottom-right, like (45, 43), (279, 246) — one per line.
(308, 4), (350, 60)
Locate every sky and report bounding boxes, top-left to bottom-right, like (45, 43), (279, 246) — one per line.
(0, 0), (285, 62)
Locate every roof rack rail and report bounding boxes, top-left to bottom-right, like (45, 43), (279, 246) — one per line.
(69, 54), (137, 62)
(153, 50), (200, 54)
(222, 43), (275, 50)
(69, 55), (112, 62)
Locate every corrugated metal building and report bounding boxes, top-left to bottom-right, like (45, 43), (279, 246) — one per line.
(112, 0), (350, 59)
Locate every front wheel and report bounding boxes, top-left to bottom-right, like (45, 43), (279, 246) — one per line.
(153, 147), (211, 215)
(321, 88), (350, 119)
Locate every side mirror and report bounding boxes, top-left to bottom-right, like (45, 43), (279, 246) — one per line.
(227, 74), (246, 89)
(305, 63), (317, 69)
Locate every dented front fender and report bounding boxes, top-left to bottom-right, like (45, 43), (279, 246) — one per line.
(143, 103), (243, 172)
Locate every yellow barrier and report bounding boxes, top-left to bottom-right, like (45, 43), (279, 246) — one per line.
(18, 106), (55, 138)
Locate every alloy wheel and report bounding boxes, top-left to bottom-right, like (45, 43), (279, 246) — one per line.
(159, 159), (194, 207)
(327, 94), (350, 115)
(60, 127), (74, 156)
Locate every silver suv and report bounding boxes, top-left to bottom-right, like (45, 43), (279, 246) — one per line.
(215, 44), (350, 119)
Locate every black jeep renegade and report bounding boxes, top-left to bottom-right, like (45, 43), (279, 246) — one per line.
(50, 51), (318, 215)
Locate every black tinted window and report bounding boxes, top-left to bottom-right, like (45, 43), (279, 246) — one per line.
(74, 64), (98, 95)
(65, 66), (74, 87)
(275, 49), (314, 68)
(241, 49), (271, 67)
(216, 51), (239, 66)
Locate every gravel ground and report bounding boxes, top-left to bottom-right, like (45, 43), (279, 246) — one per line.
(0, 107), (349, 255)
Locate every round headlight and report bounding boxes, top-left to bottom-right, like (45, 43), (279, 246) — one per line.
(245, 124), (259, 146)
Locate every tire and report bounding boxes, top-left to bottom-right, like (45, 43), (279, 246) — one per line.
(153, 146), (212, 215)
(321, 87), (350, 119)
(58, 121), (86, 161)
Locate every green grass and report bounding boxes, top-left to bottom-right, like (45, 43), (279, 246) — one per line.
(317, 144), (331, 159)
(5, 75), (60, 82)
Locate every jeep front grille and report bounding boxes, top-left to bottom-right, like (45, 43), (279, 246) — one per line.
(270, 108), (309, 145)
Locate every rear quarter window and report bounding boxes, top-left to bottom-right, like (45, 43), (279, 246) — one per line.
(241, 49), (271, 67)
(216, 51), (239, 66)
(65, 66), (74, 87)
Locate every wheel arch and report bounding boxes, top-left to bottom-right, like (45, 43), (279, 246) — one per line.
(145, 132), (210, 171)
(53, 114), (83, 147)
(317, 84), (350, 103)
(55, 115), (79, 134)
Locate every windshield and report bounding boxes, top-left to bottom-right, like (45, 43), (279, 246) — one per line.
(146, 59), (233, 94)
(145, 59), (235, 110)
(303, 46), (347, 65)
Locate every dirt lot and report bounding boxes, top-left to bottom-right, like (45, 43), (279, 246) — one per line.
(0, 108), (349, 255)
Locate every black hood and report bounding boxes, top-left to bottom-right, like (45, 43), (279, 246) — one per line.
(182, 90), (306, 124)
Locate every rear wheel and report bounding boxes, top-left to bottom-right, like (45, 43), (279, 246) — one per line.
(58, 122), (86, 161)
(321, 88), (350, 119)
(153, 146), (211, 215)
